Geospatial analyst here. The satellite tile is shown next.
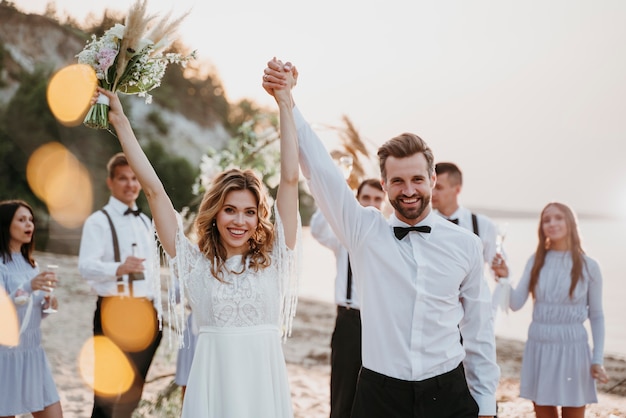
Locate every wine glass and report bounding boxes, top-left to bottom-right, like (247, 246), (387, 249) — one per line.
(494, 222), (510, 313)
(495, 222), (508, 257)
(42, 264), (58, 314)
(338, 155), (353, 180)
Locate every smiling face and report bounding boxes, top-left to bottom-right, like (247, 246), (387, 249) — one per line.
(9, 205), (34, 253)
(215, 189), (259, 257)
(106, 164), (141, 206)
(382, 153), (435, 225)
(541, 204), (570, 250)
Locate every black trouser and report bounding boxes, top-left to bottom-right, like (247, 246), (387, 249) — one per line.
(91, 296), (162, 418)
(351, 363), (479, 418)
(330, 306), (362, 418)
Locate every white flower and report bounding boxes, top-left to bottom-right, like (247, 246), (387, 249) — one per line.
(76, 49), (97, 65)
(78, 20), (194, 116)
(106, 23), (126, 40)
(135, 38), (154, 55)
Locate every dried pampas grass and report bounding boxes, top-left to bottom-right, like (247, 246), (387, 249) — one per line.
(112, 0), (189, 91)
(147, 10), (191, 52)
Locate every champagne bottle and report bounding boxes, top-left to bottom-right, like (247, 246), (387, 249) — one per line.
(128, 243), (145, 297)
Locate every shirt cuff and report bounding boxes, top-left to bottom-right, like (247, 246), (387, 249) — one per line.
(475, 395), (497, 417)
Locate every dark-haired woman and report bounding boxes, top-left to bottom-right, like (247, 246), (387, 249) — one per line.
(0, 200), (62, 418)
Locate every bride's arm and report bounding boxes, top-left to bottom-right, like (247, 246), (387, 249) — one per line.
(95, 88), (179, 256)
(272, 61), (299, 250)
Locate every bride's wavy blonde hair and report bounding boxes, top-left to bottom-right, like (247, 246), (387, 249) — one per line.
(196, 168), (274, 281)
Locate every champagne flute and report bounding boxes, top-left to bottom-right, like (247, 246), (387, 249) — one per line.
(42, 264), (58, 314)
(338, 155), (353, 180)
(128, 243), (145, 298)
(494, 222), (510, 313)
(495, 222), (508, 258)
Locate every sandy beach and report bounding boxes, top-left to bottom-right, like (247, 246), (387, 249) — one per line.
(26, 251), (626, 417)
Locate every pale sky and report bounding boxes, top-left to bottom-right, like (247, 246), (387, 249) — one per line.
(16, 0), (626, 218)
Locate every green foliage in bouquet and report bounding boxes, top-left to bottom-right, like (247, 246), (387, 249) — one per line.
(76, 0), (195, 130)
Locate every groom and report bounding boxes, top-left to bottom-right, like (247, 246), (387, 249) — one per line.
(263, 59), (499, 418)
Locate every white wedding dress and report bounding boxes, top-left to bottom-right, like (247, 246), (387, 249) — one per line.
(168, 209), (300, 418)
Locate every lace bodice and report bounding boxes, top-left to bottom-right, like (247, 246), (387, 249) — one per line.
(180, 251), (283, 329)
(164, 205), (301, 345)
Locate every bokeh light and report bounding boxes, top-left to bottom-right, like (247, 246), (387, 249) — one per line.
(78, 336), (135, 397)
(101, 297), (158, 352)
(0, 287), (19, 347)
(26, 142), (93, 228)
(46, 64), (97, 126)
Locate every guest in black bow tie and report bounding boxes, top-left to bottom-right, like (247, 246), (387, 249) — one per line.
(264, 58), (499, 418)
(124, 207), (142, 217)
(432, 162), (504, 302)
(78, 152), (161, 418)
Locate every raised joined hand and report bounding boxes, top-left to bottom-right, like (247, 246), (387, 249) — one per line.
(262, 57), (298, 101)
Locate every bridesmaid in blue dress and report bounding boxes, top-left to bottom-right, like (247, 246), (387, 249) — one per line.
(492, 202), (609, 418)
(0, 200), (63, 418)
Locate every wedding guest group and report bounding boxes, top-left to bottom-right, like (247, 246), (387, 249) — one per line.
(88, 54), (300, 418)
(263, 58), (499, 418)
(78, 153), (162, 418)
(492, 202), (609, 418)
(0, 199), (63, 418)
(310, 178), (386, 418)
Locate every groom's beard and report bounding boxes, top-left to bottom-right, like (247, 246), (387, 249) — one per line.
(389, 192), (430, 222)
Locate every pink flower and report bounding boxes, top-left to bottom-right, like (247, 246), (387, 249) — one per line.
(96, 48), (118, 72)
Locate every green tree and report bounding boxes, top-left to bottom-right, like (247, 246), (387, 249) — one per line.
(4, 67), (58, 155)
(192, 112), (314, 225)
(143, 140), (198, 213)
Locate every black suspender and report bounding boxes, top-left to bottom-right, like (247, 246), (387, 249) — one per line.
(101, 209), (126, 294)
(471, 213), (479, 237)
(101, 209), (120, 262)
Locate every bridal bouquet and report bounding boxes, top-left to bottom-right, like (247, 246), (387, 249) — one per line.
(77, 0), (196, 130)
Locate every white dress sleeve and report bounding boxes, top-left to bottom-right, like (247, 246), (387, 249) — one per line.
(272, 203), (302, 341)
(152, 213), (199, 347)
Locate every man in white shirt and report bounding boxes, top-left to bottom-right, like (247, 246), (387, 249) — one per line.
(432, 162), (501, 268)
(263, 59), (499, 418)
(78, 153), (162, 418)
(310, 178), (386, 418)
(432, 162), (508, 321)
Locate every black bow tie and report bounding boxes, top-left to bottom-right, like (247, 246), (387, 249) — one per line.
(448, 218), (459, 225)
(124, 207), (142, 217)
(393, 225), (431, 240)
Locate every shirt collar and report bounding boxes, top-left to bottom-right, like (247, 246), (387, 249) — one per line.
(389, 210), (436, 230)
(108, 196), (137, 215)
